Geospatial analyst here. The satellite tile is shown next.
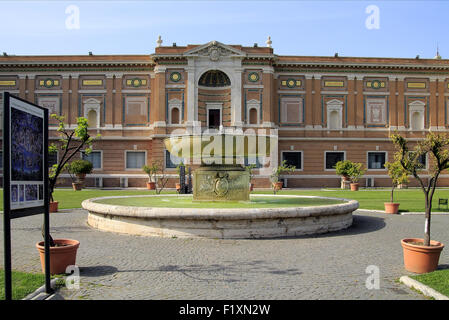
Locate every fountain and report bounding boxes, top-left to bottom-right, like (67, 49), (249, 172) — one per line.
(163, 131), (276, 201)
(82, 130), (359, 239)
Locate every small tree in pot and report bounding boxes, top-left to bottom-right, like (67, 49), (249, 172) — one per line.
(68, 159), (93, 191)
(384, 161), (409, 214)
(348, 162), (365, 191)
(335, 160), (353, 181)
(142, 162), (158, 190)
(270, 160), (296, 194)
(37, 114), (99, 274)
(143, 161), (170, 194)
(391, 132), (447, 273)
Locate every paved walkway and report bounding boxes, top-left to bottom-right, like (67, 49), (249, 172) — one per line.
(1, 209), (448, 300)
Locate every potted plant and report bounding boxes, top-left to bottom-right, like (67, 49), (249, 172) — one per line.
(245, 164), (257, 192)
(270, 160), (296, 194)
(37, 114), (98, 275)
(68, 159), (93, 191)
(143, 161), (170, 194)
(335, 160), (353, 182)
(391, 132), (446, 273)
(384, 161), (409, 214)
(142, 163), (158, 190)
(348, 162), (365, 191)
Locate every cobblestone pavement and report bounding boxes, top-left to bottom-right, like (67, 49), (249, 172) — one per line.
(1, 208), (448, 300)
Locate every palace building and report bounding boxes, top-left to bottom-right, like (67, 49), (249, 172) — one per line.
(1, 38), (449, 188)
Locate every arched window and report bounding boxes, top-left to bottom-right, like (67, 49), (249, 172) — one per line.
(409, 100), (425, 131)
(198, 70), (231, 87)
(88, 110), (97, 128)
(171, 107), (180, 124)
(411, 111), (424, 130)
(326, 99), (343, 130)
(249, 108), (258, 124)
(329, 111), (340, 130)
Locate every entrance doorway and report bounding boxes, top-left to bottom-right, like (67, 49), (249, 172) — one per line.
(208, 109), (221, 129)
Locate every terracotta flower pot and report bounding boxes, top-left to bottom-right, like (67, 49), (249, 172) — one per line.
(384, 202), (400, 214)
(250, 183), (254, 192)
(72, 182), (83, 191)
(49, 201), (59, 213)
(147, 182), (156, 190)
(273, 182), (283, 191)
(36, 239), (80, 275)
(175, 183), (181, 192)
(350, 183), (359, 191)
(401, 238), (445, 274)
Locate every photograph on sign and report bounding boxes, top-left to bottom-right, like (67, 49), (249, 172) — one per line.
(9, 96), (45, 210)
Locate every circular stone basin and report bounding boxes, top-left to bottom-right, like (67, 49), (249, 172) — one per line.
(82, 195), (359, 239)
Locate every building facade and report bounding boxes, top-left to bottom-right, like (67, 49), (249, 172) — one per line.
(1, 39), (449, 188)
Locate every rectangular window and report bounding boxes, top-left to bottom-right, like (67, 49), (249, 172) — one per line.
(418, 154), (426, 167)
(368, 152), (386, 169)
(325, 152), (345, 170)
(165, 150), (183, 168)
(282, 151), (302, 170)
(410, 152), (426, 168)
(48, 152), (58, 168)
(82, 151), (102, 169)
(126, 151), (146, 169)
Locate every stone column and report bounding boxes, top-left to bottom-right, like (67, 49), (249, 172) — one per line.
(437, 77), (446, 128)
(388, 77), (397, 128)
(26, 75), (35, 103)
(69, 74), (79, 126)
(113, 74), (123, 128)
(153, 66), (167, 133)
(186, 61), (197, 129)
(346, 76), (356, 129)
(61, 75), (70, 120)
(304, 75), (313, 129)
(18, 75), (27, 99)
(231, 67), (243, 128)
(313, 76), (322, 128)
(355, 77), (364, 128)
(262, 67), (274, 127)
(429, 78), (438, 130)
(397, 78), (405, 130)
(104, 74), (114, 128)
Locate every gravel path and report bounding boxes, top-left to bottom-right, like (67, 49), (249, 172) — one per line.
(1, 209), (448, 300)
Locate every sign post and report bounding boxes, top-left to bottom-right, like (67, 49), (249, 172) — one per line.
(2, 92), (51, 300)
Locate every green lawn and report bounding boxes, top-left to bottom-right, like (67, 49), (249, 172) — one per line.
(254, 188), (449, 213)
(0, 269), (47, 300)
(95, 195), (343, 208)
(0, 187), (448, 212)
(411, 269), (449, 297)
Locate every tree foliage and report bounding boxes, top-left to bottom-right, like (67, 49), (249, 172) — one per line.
(391, 131), (449, 246)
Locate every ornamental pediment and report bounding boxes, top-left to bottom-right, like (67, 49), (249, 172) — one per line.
(183, 41), (246, 60)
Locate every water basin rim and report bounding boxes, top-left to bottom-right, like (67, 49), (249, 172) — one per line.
(82, 195), (359, 220)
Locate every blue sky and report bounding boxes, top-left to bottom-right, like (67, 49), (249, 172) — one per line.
(0, 1), (447, 58)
